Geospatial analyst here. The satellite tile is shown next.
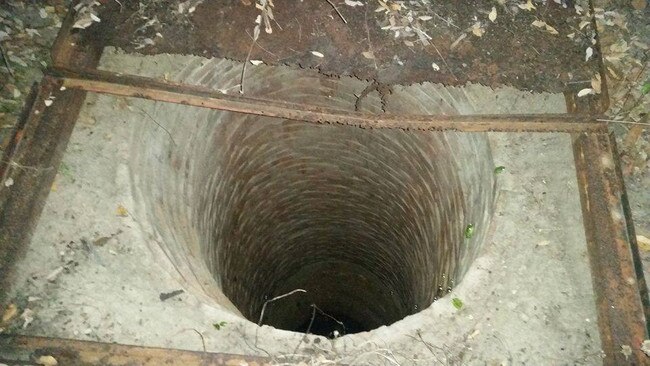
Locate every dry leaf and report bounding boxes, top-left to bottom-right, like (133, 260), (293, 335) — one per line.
(311, 51), (324, 58)
(117, 205), (129, 217)
(36, 355), (58, 366)
(585, 47), (593, 61)
(361, 51), (375, 59)
(579, 20), (590, 29)
(488, 7), (497, 22)
(450, 33), (467, 49)
(577, 88), (593, 97)
(431, 62), (440, 71)
(641, 339), (650, 356)
(621, 345), (632, 360)
(532, 20), (546, 28)
(73, 15), (94, 29)
(591, 74), (602, 94)
(638, 235), (650, 251)
(2, 304), (18, 323)
(344, 0), (364, 6)
(518, 0), (536, 11)
(418, 15), (433, 21)
(21, 308), (34, 328)
(471, 22), (484, 37)
(566, 32), (575, 39)
(607, 66), (621, 79)
(609, 39), (629, 53)
(545, 24), (558, 35)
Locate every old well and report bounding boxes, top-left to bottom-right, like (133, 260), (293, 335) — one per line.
(127, 56), (496, 336)
(3, 48), (602, 365)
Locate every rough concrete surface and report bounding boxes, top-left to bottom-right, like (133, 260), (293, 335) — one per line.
(3, 51), (602, 365)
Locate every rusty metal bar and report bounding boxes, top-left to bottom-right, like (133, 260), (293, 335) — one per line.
(0, 335), (271, 366)
(0, 78), (88, 306)
(49, 67), (607, 133)
(611, 132), (650, 332)
(573, 132), (649, 365)
(50, 1), (104, 69)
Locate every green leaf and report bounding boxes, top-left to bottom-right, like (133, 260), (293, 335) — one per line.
(494, 166), (506, 174)
(58, 162), (74, 181)
(642, 82), (650, 95)
(452, 297), (463, 310)
(464, 224), (475, 239)
(213, 321), (227, 330)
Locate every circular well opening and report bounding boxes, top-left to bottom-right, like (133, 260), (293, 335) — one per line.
(129, 60), (496, 337)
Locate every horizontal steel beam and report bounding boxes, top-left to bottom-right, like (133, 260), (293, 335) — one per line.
(0, 335), (271, 365)
(50, 68), (607, 133)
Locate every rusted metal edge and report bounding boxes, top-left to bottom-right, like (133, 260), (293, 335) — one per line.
(50, 0), (78, 68)
(573, 132), (649, 365)
(0, 335), (271, 366)
(0, 83), (40, 180)
(610, 133), (650, 334)
(49, 67), (607, 133)
(51, 1), (104, 69)
(0, 78), (85, 306)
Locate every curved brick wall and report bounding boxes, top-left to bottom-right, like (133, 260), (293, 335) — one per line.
(128, 58), (496, 335)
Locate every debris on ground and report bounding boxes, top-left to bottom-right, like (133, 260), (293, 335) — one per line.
(159, 289), (184, 301)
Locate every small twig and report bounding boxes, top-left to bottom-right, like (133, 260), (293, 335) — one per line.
(112, 0), (124, 12)
(174, 328), (206, 353)
(136, 107), (177, 146)
(272, 17), (284, 31)
(312, 304), (346, 335)
(2, 159), (54, 172)
(406, 331), (448, 365)
(245, 29), (278, 59)
(430, 41), (458, 81)
(363, 6), (377, 70)
(242, 331), (273, 358)
(610, 51), (648, 119)
(597, 119), (649, 126)
(324, 0), (347, 24)
(240, 35), (256, 94)
(192, 329), (206, 353)
(255, 289), (306, 348)
(292, 305), (317, 355)
(355, 81), (377, 111)
(305, 305), (317, 334)
(566, 80), (592, 84)
(0, 42), (15, 78)
(294, 17), (302, 43)
(433, 12), (460, 30)
(258, 289), (307, 326)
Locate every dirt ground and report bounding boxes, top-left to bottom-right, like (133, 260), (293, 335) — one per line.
(0, 0), (648, 358)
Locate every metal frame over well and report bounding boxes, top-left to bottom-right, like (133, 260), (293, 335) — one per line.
(0, 2), (648, 365)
